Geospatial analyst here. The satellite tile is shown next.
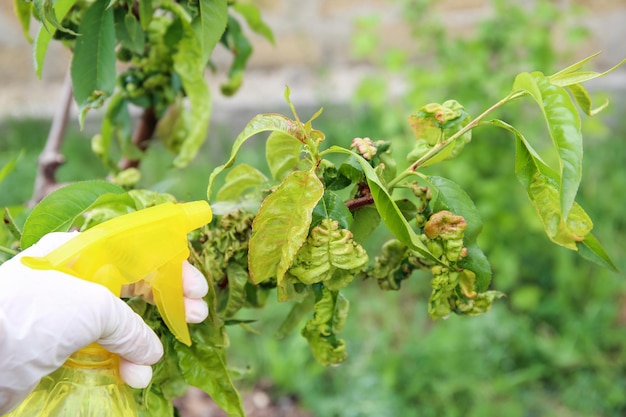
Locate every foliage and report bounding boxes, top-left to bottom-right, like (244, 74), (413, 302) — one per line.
(2, 0), (624, 416)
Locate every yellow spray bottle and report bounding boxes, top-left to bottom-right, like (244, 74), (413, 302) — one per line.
(5, 200), (212, 417)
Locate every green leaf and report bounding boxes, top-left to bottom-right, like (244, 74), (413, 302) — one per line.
(33, 0), (77, 78)
(311, 190), (352, 230)
(547, 52), (601, 81)
(548, 54), (626, 87)
(138, 0), (153, 30)
(566, 83), (609, 116)
(207, 113), (301, 199)
(21, 181), (130, 249)
(3, 207), (22, 242)
(13, 0), (33, 43)
(491, 119), (596, 252)
(175, 334), (244, 416)
(0, 151), (22, 185)
(248, 171), (324, 285)
(220, 16), (253, 96)
(275, 294), (315, 339)
(424, 176), (492, 291)
(327, 146), (441, 265)
(168, 3), (212, 168)
(232, 2), (275, 44)
(338, 156), (364, 183)
(216, 164), (268, 202)
(71, 0), (116, 127)
(195, 0), (228, 65)
(114, 9), (145, 54)
(266, 131), (302, 181)
(512, 71), (583, 219)
(97, 93), (131, 169)
(349, 205), (380, 244)
(38, 0), (78, 35)
(577, 233), (618, 272)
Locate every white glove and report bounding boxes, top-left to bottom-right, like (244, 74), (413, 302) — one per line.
(0, 232), (209, 414)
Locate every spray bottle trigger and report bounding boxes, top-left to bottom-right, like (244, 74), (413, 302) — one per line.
(152, 259), (191, 346)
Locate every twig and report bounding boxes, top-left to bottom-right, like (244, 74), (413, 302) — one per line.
(345, 195), (375, 212)
(119, 107), (157, 169)
(345, 183), (374, 212)
(28, 70), (73, 206)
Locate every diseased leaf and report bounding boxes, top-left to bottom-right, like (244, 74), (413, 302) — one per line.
(248, 171), (324, 285)
(71, 0), (116, 126)
(207, 114), (301, 199)
(426, 176), (482, 241)
(21, 181), (130, 249)
(512, 71), (582, 219)
(220, 263), (250, 317)
(327, 146), (442, 265)
(168, 3), (212, 168)
(425, 176), (492, 291)
(491, 119), (597, 252)
(216, 164), (268, 202)
(266, 131), (302, 181)
(288, 219), (368, 290)
(301, 288), (349, 366)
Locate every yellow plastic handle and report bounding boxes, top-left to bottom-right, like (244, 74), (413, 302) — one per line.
(22, 201), (212, 345)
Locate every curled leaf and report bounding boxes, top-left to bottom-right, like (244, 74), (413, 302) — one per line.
(289, 219), (368, 291)
(301, 288), (349, 366)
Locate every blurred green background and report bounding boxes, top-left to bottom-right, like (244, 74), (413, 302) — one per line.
(1, 0), (626, 416)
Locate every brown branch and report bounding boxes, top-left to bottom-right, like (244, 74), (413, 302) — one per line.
(28, 71), (73, 207)
(345, 195), (375, 212)
(345, 183), (375, 212)
(118, 107), (157, 170)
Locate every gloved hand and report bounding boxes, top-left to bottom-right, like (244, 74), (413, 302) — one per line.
(0, 232), (209, 414)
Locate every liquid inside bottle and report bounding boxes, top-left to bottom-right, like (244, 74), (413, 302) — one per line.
(4, 343), (138, 417)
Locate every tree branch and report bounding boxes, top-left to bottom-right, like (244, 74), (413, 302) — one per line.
(119, 107), (157, 170)
(345, 183), (374, 212)
(345, 195), (375, 212)
(28, 71), (73, 207)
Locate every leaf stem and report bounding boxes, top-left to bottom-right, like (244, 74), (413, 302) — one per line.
(387, 91), (525, 189)
(0, 246), (18, 256)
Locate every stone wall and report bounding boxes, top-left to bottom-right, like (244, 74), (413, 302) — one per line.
(1, 0), (625, 121)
